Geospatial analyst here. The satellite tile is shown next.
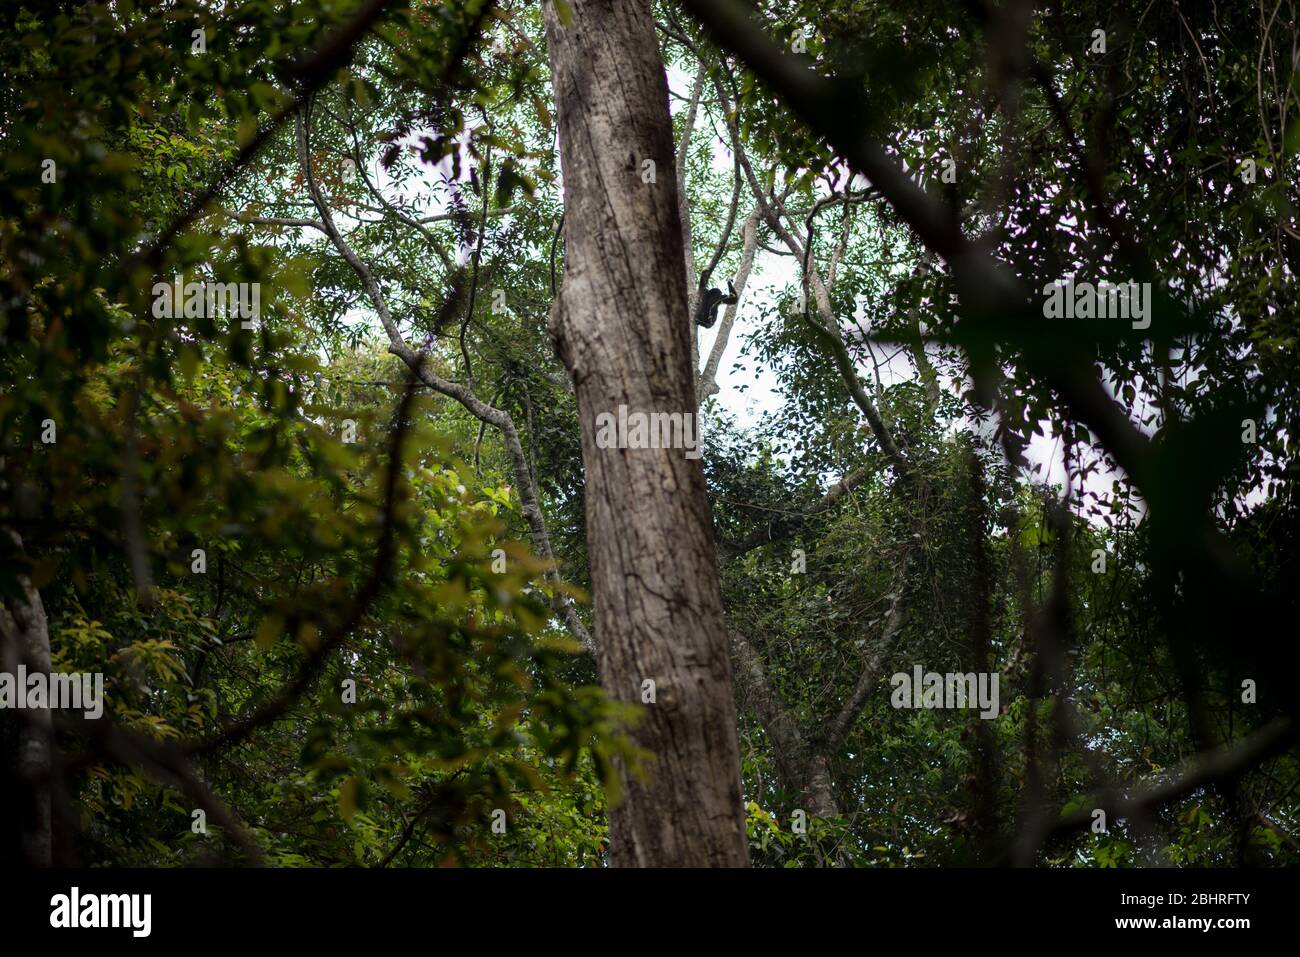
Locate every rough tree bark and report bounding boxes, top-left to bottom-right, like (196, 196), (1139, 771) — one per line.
(0, 532), (53, 867)
(543, 0), (749, 866)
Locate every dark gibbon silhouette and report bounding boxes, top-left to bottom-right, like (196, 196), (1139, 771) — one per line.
(693, 279), (738, 328)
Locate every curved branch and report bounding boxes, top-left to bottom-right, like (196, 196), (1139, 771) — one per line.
(296, 104), (594, 653)
(698, 210), (758, 400)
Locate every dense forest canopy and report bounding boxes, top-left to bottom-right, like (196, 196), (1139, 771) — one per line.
(1, 0), (1298, 869)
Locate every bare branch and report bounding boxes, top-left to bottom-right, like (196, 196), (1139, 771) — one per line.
(698, 210), (759, 400)
(295, 102), (594, 654)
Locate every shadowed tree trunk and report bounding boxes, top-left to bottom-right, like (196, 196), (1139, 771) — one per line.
(543, 0), (749, 866)
(0, 532), (53, 867)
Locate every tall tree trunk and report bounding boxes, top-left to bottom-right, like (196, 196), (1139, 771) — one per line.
(732, 630), (839, 818)
(543, 0), (749, 866)
(964, 452), (1001, 850)
(0, 532), (53, 867)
